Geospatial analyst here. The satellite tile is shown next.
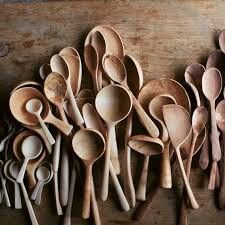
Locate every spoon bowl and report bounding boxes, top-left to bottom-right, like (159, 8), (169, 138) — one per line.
(39, 64), (51, 80)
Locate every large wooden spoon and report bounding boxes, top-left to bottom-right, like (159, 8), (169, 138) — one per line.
(103, 54), (159, 138)
(163, 104), (199, 209)
(95, 84), (132, 201)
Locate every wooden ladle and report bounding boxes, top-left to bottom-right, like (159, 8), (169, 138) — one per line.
(9, 87), (73, 135)
(162, 104), (199, 209)
(103, 54), (159, 138)
(95, 84), (132, 201)
(128, 135), (164, 201)
(149, 95), (176, 189)
(72, 129), (105, 219)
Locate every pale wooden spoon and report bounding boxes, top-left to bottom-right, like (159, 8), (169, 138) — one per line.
(103, 54), (159, 138)
(95, 84), (132, 201)
(72, 129), (105, 219)
(128, 135), (164, 201)
(202, 68), (222, 189)
(163, 104), (199, 209)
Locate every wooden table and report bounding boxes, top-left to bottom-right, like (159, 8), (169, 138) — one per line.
(0, 1), (225, 225)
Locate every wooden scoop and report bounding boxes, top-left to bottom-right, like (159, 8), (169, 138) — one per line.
(103, 54), (159, 138)
(9, 87), (73, 135)
(163, 104), (199, 209)
(128, 135), (163, 201)
(72, 129), (105, 219)
(16, 135), (43, 183)
(149, 95), (176, 189)
(95, 84), (132, 201)
(50, 54), (84, 126)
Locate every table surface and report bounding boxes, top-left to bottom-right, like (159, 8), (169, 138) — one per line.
(0, 1), (225, 225)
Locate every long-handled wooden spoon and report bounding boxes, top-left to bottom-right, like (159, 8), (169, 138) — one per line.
(163, 104), (199, 209)
(103, 54), (159, 138)
(95, 84), (132, 201)
(202, 68), (222, 189)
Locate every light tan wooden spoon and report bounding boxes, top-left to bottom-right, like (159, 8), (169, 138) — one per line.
(103, 54), (159, 138)
(163, 104), (199, 209)
(50, 54), (84, 126)
(128, 135), (164, 201)
(149, 95), (176, 189)
(72, 129), (105, 219)
(9, 87), (73, 135)
(95, 84), (132, 201)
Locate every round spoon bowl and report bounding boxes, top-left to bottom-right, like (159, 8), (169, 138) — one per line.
(26, 99), (43, 115)
(95, 84), (132, 123)
(216, 100), (225, 124)
(36, 166), (50, 182)
(192, 106), (208, 134)
(9, 161), (20, 180)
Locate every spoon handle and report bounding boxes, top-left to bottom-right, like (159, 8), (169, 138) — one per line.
(17, 158), (29, 184)
(109, 160), (130, 211)
(131, 95), (159, 138)
(14, 182), (22, 209)
(53, 132), (62, 174)
(175, 148), (199, 209)
(124, 112), (136, 208)
(208, 161), (218, 190)
(34, 183), (44, 205)
(160, 141), (172, 188)
(37, 114), (55, 145)
(199, 126), (209, 169)
(219, 131), (225, 208)
(136, 155), (150, 201)
(31, 181), (42, 200)
(53, 173), (63, 215)
(0, 175), (11, 207)
(20, 183), (39, 225)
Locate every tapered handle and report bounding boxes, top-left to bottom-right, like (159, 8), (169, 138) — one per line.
(136, 156), (150, 201)
(208, 161), (217, 190)
(14, 183), (22, 209)
(176, 148), (199, 209)
(0, 176), (11, 207)
(67, 82), (84, 126)
(53, 173), (63, 215)
(124, 112), (136, 207)
(37, 114), (55, 145)
(131, 95), (159, 138)
(82, 164), (92, 219)
(219, 132), (225, 208)
(199, 127), (209, 169)
(21, 183), (39, 225)
(160, 142), (172, 188)
(101, 124), (114, 201)
(210, 102), (221, 161)
(34, 183), (44, 205)
(53, 132), (61, 173)
(31, 181), (42, 200)
(17, 158), (29, 184)
(109, 161), (130, 211)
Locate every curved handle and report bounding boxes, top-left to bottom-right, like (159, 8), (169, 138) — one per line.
(17, 158), (29, 184)
(37, 114), (55, 145)
(136, 156), (150, 201)
(109, 161), (130, 211)
(14, 183), (22, 209)
(53, 173), (63, 215)
(160, 142), (172, 188)
(31, 181), (41, 200)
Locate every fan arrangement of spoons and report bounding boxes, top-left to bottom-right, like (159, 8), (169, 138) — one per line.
(1, 25), (225, 225)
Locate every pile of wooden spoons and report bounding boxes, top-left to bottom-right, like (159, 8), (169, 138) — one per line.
(2, 25), (225, 225)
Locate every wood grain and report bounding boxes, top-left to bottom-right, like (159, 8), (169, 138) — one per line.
(0, 1), (225, 225)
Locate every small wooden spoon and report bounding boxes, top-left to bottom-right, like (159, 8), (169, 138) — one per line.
(149, 95), (176, 189)
(9, 87), (73, 135)
(39, 64), (51, 80)
(9, 161), (39, 225)
(50, 54), (84, 126)
(163, 104), (199, 209)
(202, 68), (222, 189)
(95, 84), (132, 201)
(72, 129), (105, 219)
(216, 99), (225, 208)
(16, 135), (43, 183)
(26, 98), (55, 145)
(103, 54), (159, 138)
(128, 135), (164, 201)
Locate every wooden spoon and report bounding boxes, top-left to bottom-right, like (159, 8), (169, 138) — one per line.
(95, 84), (132, 201)
(9, 87), (73, 135)
(163, 104), (199, 209)
(84, 44), (99, 94)
(103, 54), (159, 138)
(202, 68), (222, 189)
(16, 135), (43, 183)
(59, 46), (79, 57)
(216, 99), (225, 208)
(72, 129), (105, 219)
(4, 159), (22, 209)
(219, 29), (225, 54)
(180, 106), (208, 225)
(9, 161), (39, 225)
(39, 64), (51, 80)
(128, 135), (164, 201)
(26, 98), (55, 145)
(50, 54), (84, 126)
(149, 95), (176, 189)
